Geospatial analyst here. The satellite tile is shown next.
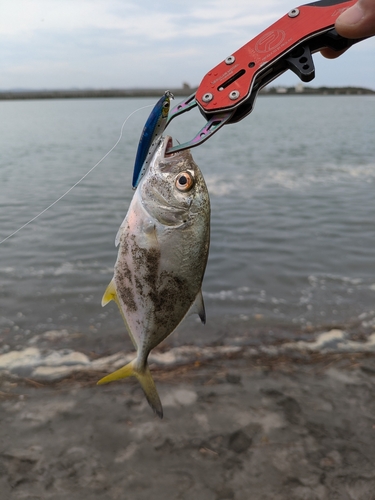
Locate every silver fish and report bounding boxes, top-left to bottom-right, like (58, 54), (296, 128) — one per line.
(98, 135), (210, 418)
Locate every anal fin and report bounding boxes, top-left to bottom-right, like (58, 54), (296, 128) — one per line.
(101, 278), (117, 307)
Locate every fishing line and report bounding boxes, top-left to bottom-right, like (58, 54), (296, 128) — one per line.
(0, 103), (153, 246)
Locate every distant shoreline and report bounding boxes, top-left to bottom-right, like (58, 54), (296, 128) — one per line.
(0, 85), (374, 101)
(0, 88), (194, 101)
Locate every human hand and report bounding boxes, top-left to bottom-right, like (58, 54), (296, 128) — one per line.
(321, 0), (375, 58)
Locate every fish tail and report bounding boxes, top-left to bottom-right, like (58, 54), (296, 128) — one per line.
(97, 359), (136, 385)
(97, 360), (163, 419)
(135, 364), (163, 419)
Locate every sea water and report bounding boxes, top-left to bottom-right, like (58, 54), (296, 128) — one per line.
(0, 95), (374, 349)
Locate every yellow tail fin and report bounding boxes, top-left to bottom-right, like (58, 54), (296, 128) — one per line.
(97, 359), (163, 418)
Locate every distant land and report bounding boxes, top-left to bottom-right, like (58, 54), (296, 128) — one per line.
(0, 84), (374, 100)
(0, 86), (194, 100)
(264, 84), (375, 95)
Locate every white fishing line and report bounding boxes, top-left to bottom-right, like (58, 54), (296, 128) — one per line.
(0, 104), (153, 246)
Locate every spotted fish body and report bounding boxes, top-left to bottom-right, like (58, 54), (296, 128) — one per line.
(98, 135), (210, 418)
(131, 91), (174, 189)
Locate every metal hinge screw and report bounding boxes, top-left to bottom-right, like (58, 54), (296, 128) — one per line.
(229, 90), (240, 100)
(225, 55), (236, 65)
(288, 8), (300, 17)
(202, 93), (214, 103)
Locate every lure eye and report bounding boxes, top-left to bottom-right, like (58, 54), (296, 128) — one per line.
(175, 172), (194, 192)
(162, 100), (170, 117)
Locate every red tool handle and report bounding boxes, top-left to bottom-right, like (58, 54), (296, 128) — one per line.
(196, 0), (357, 114)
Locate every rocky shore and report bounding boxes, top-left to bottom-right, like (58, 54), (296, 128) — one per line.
(1, 329), (375, 499)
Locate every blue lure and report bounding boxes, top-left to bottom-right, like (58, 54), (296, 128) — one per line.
(132, 90), (174, 189)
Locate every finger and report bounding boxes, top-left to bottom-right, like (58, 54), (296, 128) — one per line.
(320, 47), (348, 59)
(335, 0), (375, 39)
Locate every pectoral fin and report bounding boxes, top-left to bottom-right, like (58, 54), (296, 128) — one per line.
(115, 228), (121, 248)
(101, 278), (117, 307)
(115, 217), (127, 247)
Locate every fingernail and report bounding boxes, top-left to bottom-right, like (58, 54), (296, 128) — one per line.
(338, 4), (365, 25)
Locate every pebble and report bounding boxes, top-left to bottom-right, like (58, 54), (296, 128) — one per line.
(163, 388), (198, 407)
(227, 430), (252, 453)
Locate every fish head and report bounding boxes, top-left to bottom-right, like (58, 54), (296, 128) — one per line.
(140, 136), (210, 226)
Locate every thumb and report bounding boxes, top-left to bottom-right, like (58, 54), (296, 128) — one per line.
(335, 0), (375, 39)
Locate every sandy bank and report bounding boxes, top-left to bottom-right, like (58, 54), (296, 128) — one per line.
(1, 330), (375, 499)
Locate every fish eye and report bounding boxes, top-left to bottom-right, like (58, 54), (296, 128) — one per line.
(175, 172), (194, 192)
(163, 101), (170, 109)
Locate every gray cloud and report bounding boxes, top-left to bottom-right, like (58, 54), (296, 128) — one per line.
(0, 0), (374, 90)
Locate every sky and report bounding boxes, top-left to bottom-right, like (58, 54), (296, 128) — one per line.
(1, 0), (374, 91)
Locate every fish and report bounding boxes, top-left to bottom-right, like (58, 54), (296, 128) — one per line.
(131, 90), (174, 189)
(98, 135), (210, 418)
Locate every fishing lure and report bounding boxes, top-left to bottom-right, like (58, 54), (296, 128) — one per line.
(131, 90), (174, 189)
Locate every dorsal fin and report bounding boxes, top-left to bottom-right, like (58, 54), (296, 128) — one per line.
(193, 289), (206, 324)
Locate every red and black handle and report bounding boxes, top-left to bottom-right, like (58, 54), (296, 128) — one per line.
(196, 0), (362, 122)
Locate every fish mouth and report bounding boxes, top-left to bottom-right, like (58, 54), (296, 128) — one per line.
(162, 136), (174, 158)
